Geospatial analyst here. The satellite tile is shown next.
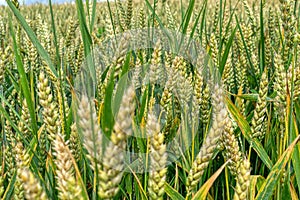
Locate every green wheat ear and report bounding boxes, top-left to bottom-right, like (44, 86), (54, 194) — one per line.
(147, 110), (167, 200)
(1, 1), (300, 199)
(187, 83), (227, 193)
(98, 86), (135, 199)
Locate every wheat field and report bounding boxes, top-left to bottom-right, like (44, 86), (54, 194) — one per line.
(0, 0), (300, 199)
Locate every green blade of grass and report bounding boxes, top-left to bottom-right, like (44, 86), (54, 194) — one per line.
(2, 171), (16, 200)
(191, 161), (228, 200)
(291, 113), (300, 193)
(8, 14), (38, 137)
(219, 26), (236, 75)
(75, 0), (94, 81)
(101, 68), (115, 138)
(226, 97), (273, 169)
(164, 183), (185, 200)
(6, 0), (58, 78)
(255, 135), (300, 200)
(179, 0), (195, 35)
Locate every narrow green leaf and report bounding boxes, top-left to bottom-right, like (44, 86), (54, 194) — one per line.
(255, 135), (300, 200)
(164, 183), (185, 200)
(226, 97), (273, 169)
(2, 171), (16, 200)
(291, 114), (300, 193)
(180, 0), (195, 35)
(219, 26), (236, 75)
(6, 0), (58, 78)
(8, 14), (38, 136)
(101, 68), (115, 138)
(191, 161), (228, 200)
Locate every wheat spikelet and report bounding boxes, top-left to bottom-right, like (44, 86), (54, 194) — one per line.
(233, 158), (251, 200)
(4, 120), (16, 181)
(267, 8), (277, 43)
(18, 99), (31, 141)
(37, 71), (60, 142)
(200, 84), (211, 125)
(186, 83), (227, 193)
(150, 39), (165, 85)
(65, 19), (78, 48)
(280, 0), (296, 65)
(273, 53), (286, 135)
(251, 69), (268, 140)
(209, 33), (218, 66)
(75, 41), (84, 75)
(165, 3), (176, 30)
(147, 112), (167, 200)
(242, 0), (257, 32)
(211, 0), (219, 32)
(221, 116), (242, 176)
(98, 86), (135, 199)
(20, 168), (48, 200)
(222, 52), (234, 92)
(69, 123), (81, 162)
(14, 142), (30, 200)
(112, 34), (130, 79)
(125, 0), (133, 29)
(117, 0), (126, 29)
(77, 94), (102, 170)
(53, 134), (82, 200)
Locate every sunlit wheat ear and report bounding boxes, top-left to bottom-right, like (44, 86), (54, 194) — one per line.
(20, 168), (48, 200)
(150, 39), (164, 85)
(200, 84), (211, 125)
(222, 52), (234, 92)
(165, 3), (176, 30)
(251, 68), (268, 140)
(242, 0), (257, 32)
(65, 19), (78, 48)
(98, 86), (135, 199)
(125, 0), (133, 29)
(233, 158), (251, 200)
(186, 83), (227, 193)
(221, 115), (241, 176)
(18, 99), (31, 141)
(7, 89), (18, 123)
(4, 120), (16, 182)
(280, 0), (296, 65)
(15, 142), (30, 200)
(273, 53), (286, 136)
(37, 71), (60, 142)
(117, 0), (126, 29)
(53, 134), (82, 200)
(147, 112), (167, 200)
(69, 123), (81, 162)
(211, 0), (219, 32)
(209, 33), (218, 66)
(77, 94), (102, 170)
(268, 8), (277, 43)
(0, 166), (4, 197)
(191, 62), (204, 125)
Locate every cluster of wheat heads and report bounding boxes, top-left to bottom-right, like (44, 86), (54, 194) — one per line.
(0, 0), (300, 199)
